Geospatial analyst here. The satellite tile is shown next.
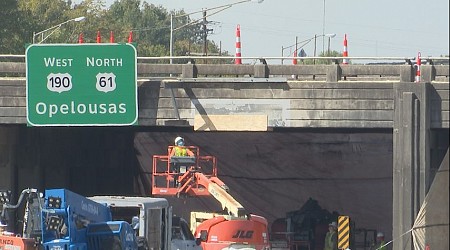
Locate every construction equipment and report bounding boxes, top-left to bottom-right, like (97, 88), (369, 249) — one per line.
(269, 198), (337, 250)
(193, 213), (270, 250)
(1, 188), (140, 250)
(152, 145), (245, 217)
(0, 188), (42, 250)
(152, 145), (270, 250)
(41, 188), (138, 250)
(88, 195), (202, 250)
(270, 198), (379, 250)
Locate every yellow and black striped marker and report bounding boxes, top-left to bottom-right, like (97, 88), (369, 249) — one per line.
(338, 215), (350, 249)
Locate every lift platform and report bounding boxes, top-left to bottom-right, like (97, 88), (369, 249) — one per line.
(152, 146), (246, 217)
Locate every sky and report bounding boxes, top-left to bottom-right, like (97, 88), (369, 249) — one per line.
(79, 0), (449, 60)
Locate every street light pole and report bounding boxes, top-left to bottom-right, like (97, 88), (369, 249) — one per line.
(33, 16), (86, 44)
(322, 0), (326, 54)
(326, 33), (336, 55)
(170, 14), (174, 65)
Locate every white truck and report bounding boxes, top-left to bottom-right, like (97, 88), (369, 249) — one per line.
(88, 195), (202, 250)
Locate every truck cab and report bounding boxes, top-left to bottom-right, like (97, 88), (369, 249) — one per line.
(88, 195), (201, 250)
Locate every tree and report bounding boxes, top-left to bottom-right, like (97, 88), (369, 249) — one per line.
(0, 0), (29, 54)
(300, 50), (345, 65)
(0, 0), (223, 58)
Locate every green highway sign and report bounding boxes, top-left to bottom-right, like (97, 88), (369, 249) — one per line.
(26, 43), (137, 126)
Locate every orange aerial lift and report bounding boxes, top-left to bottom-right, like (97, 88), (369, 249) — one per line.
(152, 145), (270, 250)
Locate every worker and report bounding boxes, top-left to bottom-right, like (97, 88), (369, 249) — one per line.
(170, 136), (194, 157)
(131, 216), (140, 234)
(0, 221), (6, 234)
(324, 221), (338, 250)
(169, 137), (195, 187)
(373, 232), (387, 250)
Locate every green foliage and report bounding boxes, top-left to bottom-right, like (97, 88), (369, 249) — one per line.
(0, 0), (29, 53)
(299, 50), (346, 65)
(0, 0), (219, 57)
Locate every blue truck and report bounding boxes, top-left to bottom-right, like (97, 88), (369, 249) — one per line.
(41, 188), (138, 250)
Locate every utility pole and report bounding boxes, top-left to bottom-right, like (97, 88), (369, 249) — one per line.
(313, 34), (317, 65)
(202, 10), (207, 59)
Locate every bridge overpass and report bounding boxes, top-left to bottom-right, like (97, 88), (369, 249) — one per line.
(1, 56), (449, 249)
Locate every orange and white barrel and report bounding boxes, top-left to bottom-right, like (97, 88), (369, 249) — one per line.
(96, 30), (101, 43)
(293, 49), (298, 65)
(235, 25), (242, 65)
(110, 31), (114, 43)
(343, 34), (348, 64)
(128, 31), (133, 43)
(415, 52), (421, 83)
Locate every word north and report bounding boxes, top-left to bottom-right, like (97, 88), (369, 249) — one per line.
(86, 57), (123, 67)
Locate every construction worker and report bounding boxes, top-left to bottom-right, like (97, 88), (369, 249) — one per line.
(169, 137), (195, 188)
(0, 221), (6, 234)
(170, 136), (194, 157)
(373, 232), (387, 250)
(324, 222), (338, 250)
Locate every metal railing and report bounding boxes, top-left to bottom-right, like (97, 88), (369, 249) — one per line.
(1, 54), (449, 64)
(1, 55), (448, 83)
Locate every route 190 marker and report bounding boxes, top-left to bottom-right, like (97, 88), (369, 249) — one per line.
(26, 43), (137, 126)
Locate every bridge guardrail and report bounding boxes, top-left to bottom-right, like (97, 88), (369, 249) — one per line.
(1, 55), (448, 83)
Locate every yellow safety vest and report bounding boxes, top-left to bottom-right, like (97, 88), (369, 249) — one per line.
(324, 231), (337, 250)
(174, 146), (188, 156)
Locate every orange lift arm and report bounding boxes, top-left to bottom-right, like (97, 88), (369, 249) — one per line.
(152, 146), (246, 217)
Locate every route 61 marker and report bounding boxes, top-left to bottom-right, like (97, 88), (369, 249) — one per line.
(96, 73), (116, 93)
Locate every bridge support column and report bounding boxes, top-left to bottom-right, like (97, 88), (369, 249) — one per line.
(393, 83), (431, 250)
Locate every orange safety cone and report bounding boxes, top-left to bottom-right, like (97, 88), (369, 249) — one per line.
(415, 52), (421, 83)
(96, 31), (101, 43)
(343, 34), (349, 64)
(110, 31), (114, 43)
(293, 49), (298, 65)
(235, 25), (242, 65)
(128, 31), (133, 43)
(78, 33), (84, 44)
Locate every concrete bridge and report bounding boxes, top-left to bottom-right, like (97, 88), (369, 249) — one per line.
(1, 56), (449, 127)
(1, 56), (449, 249)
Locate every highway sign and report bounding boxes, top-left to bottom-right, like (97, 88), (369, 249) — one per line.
(26, 43), (137, 126)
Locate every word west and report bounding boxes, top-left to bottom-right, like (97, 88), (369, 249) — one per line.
(44, 57), (73, 67)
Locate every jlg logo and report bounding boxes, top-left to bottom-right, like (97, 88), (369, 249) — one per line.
(232, 230), (254, 239)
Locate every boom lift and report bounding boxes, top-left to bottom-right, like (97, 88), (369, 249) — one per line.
(152, 145), (245, 217)
(152, 145), (270, 250)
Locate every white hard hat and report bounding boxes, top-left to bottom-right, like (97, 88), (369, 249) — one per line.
(174, 136), (184, 145)
(377, 232), (384, 238)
